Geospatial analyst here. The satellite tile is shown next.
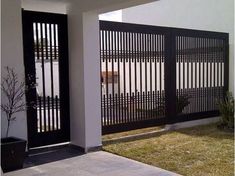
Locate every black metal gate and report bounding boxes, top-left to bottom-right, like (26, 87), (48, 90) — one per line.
(22, 11), (70, 148)
(100, 21), (229, 134)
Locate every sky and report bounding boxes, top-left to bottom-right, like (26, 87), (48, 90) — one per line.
(99, 10), (122, 22)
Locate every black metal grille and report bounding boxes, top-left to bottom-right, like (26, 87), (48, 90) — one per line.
(33, 22), (61, 132)
(176, 37), (225, 114)
(23, 11), (70, 148)
(100, 21), (229, 134)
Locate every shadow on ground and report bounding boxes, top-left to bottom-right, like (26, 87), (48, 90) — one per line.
(24, 146), (83, 168)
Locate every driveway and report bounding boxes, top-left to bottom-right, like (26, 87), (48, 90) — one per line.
(5, 151), (180, 176)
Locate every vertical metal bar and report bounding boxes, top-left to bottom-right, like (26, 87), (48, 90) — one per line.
(115, 93), (118, 123)
(40, 23), (47, 132)
(140, 33), (143, 120)
(120, 33), (124, 123)
(120, 32), (123, 123)
(127, 92), (129, 122)
(177, 36), (180, 114)
(128, 32), (132, 122)
(206, 38), (209, 111)
(117, 31), (121, 124)
(109, 93), (112, 125)
(199, 37), (202, 112)
(187, 37), (190, 113)
(224, 35), (229, 98)
(154, 35), (157, 117)
(176, 37), (178, 113)
(147, 91), (150, 119)
(134, 33), (137, 121)
(49, 24), (55, 131)
(137, 33), (140, 120)
(55, 95), (59, 130)
(103, 95), (106, 126)
(35, 23), (40, 61)
(124, 32), (127, 123)
(213, 38), (216, 110)
(159, 35), (162, 117)
(105, 31), (109, 125)
(101, 30), (106, 126)
(195, 38), (198, 112)
(111, 31), (115, 124)
(182, 36), (186, 113)
(144, 34), (148, 119)
(39, 97), (42, 132)
(47, 96), (51, 131)
(165, 31), (176, 122)
(45, 23), (49, 61)
(34, 23), (41, 132)
(100, 30), (103, 126)
(202, 38), (205, 111)
(220, 39), (223, 98)
(178, 36), (181, 114)
(121, 93), (124, 123)
(132, 92), (135, 121)
(53, 24), (60, 129)
(137, 91), (140, 120)
(217, 39), (220, 102)
(209, 39), (213, 110)
(191, 38), (194, 112)
(108, 31), (113, 125)
(216, 39), (219, 99)
(149, 34), (153, 118)
(198, 37), (201, 112)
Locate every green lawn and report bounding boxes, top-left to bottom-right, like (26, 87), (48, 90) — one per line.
(103, 124), (234, 176)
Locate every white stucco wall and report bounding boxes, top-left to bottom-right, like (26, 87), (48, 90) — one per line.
(1, 0), (27, 140)
(122, 0), (234, 94)
(2, 0), (157, 150)
(22, 0), (67, 14)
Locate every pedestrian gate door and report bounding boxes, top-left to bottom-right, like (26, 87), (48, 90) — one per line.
(22, 11), (70, 148)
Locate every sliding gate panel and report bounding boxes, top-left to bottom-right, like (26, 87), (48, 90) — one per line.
(100, 21), (167, 134)
(100, 21), (229, 134)
(22, 11), (70, 148)
(174, 30), (228, 122)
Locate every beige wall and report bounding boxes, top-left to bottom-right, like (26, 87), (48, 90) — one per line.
(122, 0), (234, 94)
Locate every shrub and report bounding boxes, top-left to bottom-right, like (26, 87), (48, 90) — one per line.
(176, 94), (191, 114)
(217, 92), (234, 129)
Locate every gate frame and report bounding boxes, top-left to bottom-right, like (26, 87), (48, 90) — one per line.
(100, 20), (229, 134)
(22, 10), (70, 148)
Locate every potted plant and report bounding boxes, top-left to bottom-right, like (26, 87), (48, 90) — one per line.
(217, 92), (234, 132)
(1, 67), (27, 172)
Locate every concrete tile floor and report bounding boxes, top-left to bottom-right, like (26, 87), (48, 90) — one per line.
(24, 146), (83, 168)
(5, 151), (180, 176)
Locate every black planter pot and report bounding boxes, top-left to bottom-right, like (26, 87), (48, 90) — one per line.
(1, 137), (27, 173)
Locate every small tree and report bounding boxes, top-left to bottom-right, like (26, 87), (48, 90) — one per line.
(1, 67), (27, 137)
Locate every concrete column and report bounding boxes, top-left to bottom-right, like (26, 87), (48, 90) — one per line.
(67, 6), (102, 152)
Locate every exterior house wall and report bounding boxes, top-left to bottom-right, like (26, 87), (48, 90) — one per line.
(122, 0), (234, 94)
(22, 0), (67, 14)
(3, 0), (230, 151)
(1, 0), (27, 140)
(3, 0), (154, 150)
